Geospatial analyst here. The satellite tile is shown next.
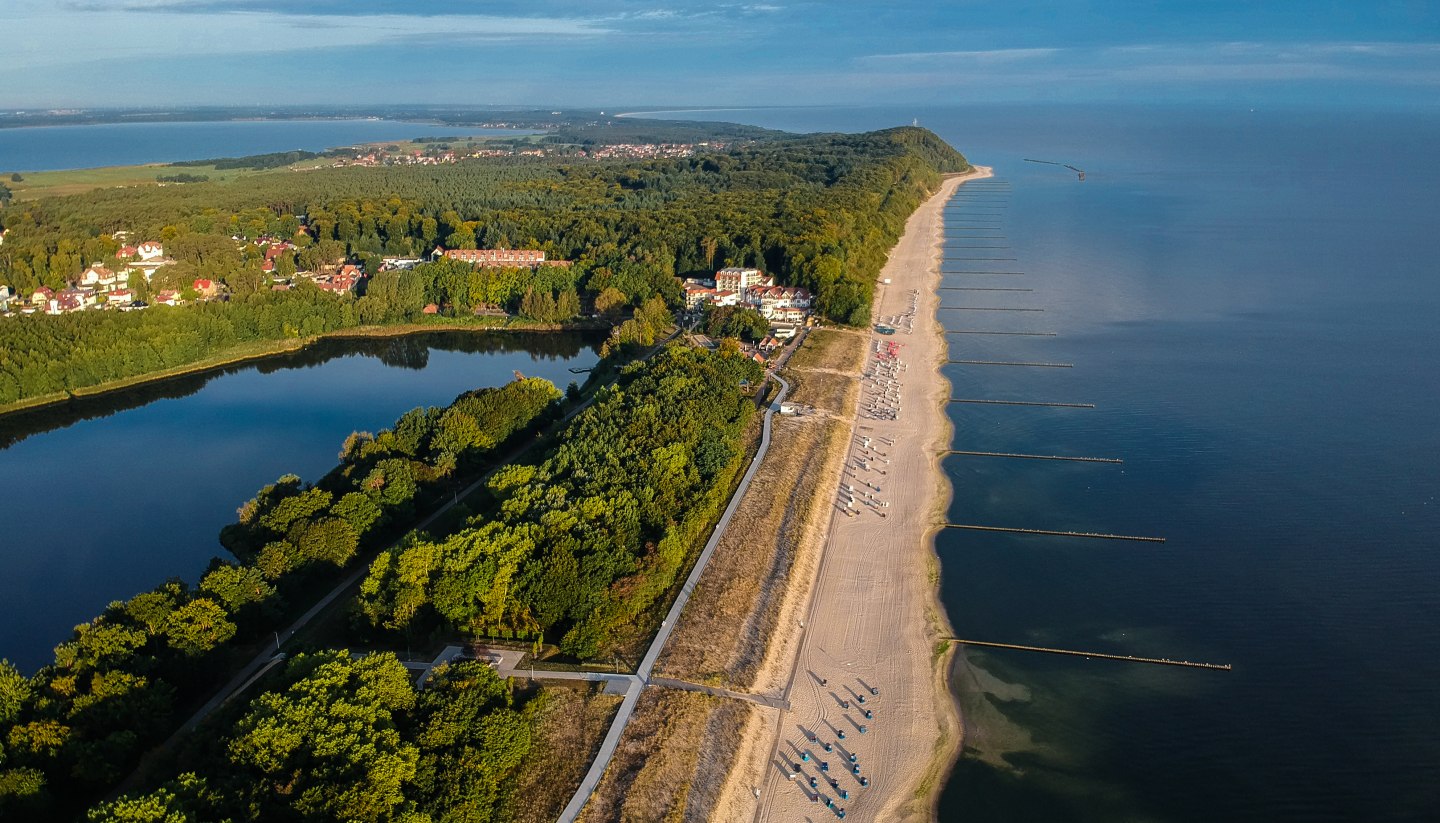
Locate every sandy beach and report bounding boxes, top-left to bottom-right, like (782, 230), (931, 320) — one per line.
(720, 166), (992, 821)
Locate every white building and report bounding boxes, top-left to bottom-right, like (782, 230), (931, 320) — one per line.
(715, 267), (770, 293)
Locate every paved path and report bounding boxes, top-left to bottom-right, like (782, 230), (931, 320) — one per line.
(555, 368), (792, 823)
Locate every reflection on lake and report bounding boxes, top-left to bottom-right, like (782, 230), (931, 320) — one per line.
(0, 330), (602, 672)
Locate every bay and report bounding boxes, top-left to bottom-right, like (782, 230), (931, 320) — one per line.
(0, 119), (518, 172)
(0, 331), (601, 673)
(653, 105), (1440, 821)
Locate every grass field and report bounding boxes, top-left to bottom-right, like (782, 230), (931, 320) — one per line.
(4, 162), (289, 200)
(578, 689), (753, 823)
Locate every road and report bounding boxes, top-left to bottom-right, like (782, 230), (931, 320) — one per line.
(555, 367), (792, 823)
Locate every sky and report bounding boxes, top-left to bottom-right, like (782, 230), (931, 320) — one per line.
(2, 1), (1438, 109)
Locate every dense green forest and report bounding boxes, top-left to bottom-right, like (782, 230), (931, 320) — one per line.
(356, 345), (764, 657)
(0, 127), (966, 405)
(86, 651), (545, 823)
(0, 377), (565, 820)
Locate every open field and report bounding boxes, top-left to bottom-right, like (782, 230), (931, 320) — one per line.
(3, 162), (282, 200)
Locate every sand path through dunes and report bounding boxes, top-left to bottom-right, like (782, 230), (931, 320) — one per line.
(751, 167), (992, 822)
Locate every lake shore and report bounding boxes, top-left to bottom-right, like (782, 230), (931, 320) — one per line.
(740, 166), (991, 821)
(0, 316), (607, 420)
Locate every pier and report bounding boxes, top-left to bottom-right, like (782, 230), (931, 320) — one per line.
(942, 450), (1120, 463)
(945, 639), (1229, 671)
(949, 398), (1094, 408)
(942, 524), (1164, 543)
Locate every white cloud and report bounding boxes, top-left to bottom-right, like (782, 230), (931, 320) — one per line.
(3, 8), (615, 68)
(859, 48), (1061, 66)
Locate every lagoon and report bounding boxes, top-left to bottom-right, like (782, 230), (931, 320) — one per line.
(0, 331), (601, 673)
(0, 119), (515, 172)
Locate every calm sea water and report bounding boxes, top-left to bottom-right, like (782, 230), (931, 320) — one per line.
(0, 332), (601, 673)
(0, 119), (515, 172)
(658, 105), (1440, 821)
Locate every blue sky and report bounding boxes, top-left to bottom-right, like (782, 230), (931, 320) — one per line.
(2, 1), (1438, 108)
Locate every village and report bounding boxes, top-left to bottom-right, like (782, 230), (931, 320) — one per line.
(0, 238), (815, 362)
(323, 140), (718, 169)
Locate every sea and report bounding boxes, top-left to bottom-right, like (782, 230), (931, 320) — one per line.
(652, 104), (1440, 822)
(0, 118), (513, 172)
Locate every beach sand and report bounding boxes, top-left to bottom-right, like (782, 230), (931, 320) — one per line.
(710, 166), (992, 822)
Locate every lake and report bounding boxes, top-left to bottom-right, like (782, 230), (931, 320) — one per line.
(655, 105), (1440, 821)
(0, 119), (519, 172)
(0, 331), (602, 673)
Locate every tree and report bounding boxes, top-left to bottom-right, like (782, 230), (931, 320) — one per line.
(0, 660), (31, 726)
(594, 286), (627, 320)
(163, 599), (235, 657)
(226, 652), (419, 822)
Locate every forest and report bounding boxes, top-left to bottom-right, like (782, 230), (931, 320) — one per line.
(0, 375), (566, 820)
(0, 127), (967, 405)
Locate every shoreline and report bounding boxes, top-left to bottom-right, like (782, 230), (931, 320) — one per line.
(0, 318), (605, 421)
(738, 165), (991, 821)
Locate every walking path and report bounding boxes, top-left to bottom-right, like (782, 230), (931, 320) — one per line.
(555, 369), (793, 823)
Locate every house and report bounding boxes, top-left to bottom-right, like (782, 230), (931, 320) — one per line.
(30, 286), (54, 306)
(422, 303), (440, 315)
(192, 279), (218, 298)
(153, 290), (182, 306)
(715, 267), (770, 293)
(118, 245), (139, 259)
(315, 268), (360, 295)
(683, 284), (718, 310)
(745, 285), (812, 320)
(439, 248), (547, 267)
(78, 264), (120, 290)
(0, 285), (13, 312)
(54, 287), (94, 313)
(125, 259), (173, 283)
(136, 241), (165, 261)
(107, 288), (135, 304)
(711, 290), (740, 307)
(261, 259), (275, 274)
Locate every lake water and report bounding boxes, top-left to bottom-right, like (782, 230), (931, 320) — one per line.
(655, 105), (1440, 821)
(0, 331), (601, 673)
(0, 119), (518, 172)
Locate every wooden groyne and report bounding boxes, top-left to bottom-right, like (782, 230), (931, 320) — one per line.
(1023, 158), (1087, 181)
(942, 524), (1164, 543)
(942, 450), (1120, 463)
(938, 306), (1044, 312)
(942, 270), (1026, 275)
(945, 639), (1229, 671)
(944, 257), (1019, 261)
(939, 287), (1033, 292)
(946, 359), (1071, 367)
(945, 330), (1056, 336)
(949, 398), (1094, 408)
